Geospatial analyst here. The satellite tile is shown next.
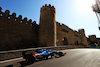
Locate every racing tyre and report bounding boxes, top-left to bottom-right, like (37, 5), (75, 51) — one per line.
(27, 57), (35, 64)
(54, 53), (60, 58)
(43, 55), (48, 60)
(47, 54), (52, 59)
(58, 52), (63, 57)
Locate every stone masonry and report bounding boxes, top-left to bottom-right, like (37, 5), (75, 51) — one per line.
(39, 4), (88, 46)
(0, 4), (88, 51)
(0, 7), (39, 51)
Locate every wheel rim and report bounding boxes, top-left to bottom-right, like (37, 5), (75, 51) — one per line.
(54, 53), (59, 58)
(48, 55), (52, 59)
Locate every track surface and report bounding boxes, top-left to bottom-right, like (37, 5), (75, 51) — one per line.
(1, 48), (100, 67)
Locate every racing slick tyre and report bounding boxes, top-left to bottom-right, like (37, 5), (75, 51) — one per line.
(47, 54), (52, 59)
(58, 52), (63, 57)
(54, 53), (60, 58)
(43, 55), (48, 60)
(26, 57), (35, 64)
(43, 54), (52, 60)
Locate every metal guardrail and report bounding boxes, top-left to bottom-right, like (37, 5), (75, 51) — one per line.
(0, 45), (89, 61)
(0, 46), (68, 61)
(0, 46), (67, 53)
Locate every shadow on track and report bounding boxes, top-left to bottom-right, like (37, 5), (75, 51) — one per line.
(18, 59), (43, 67)
(18, 61), (34, 67)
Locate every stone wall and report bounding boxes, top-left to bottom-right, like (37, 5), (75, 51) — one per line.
(0, 4), (88, 51)
(38, 4), (88, 47)
(0, 7), (39, 51)
(87, 35), (97, 46)
(38, 4), (57, 46)
(56, 22), (88, 46)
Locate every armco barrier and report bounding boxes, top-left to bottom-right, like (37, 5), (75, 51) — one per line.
(0, 46), (66, 61)
(0, 45), (89, 61)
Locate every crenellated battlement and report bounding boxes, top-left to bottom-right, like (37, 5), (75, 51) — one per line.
(0, 7), (39, 50)
(56, 22), (82, 37)
(61, 24), (73, 31)
(40, 4), (55, 13)
(74, 30), (80, 37)
(0, 7), (38, 26)
(78, 29), (85, 34)
(74, 30), (79, 33)
(56, 22), (73, 32)
(56, 22), (61, 26)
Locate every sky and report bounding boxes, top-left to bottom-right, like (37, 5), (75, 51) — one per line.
(0, 0), (100, 38)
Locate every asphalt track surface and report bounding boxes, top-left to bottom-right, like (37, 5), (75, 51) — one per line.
(1, 48), (100, 67)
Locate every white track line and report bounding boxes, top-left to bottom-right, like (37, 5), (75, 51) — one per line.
(0, 57), (23, 64)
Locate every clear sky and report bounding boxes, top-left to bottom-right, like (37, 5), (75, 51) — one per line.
(0, 0), (100, 38)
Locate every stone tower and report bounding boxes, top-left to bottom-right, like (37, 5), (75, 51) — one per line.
(79, 29), (88, 46)
(38, 4), (57, 46)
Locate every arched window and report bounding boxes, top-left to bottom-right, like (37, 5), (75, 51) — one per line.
(62, 37), (68, 45)
(75, 41), (79, 45)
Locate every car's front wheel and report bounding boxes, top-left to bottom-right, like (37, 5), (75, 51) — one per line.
(54, 53), (60, 58)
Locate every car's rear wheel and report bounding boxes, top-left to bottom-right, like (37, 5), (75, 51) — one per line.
(47, 54), (52, 59)
(27, 57), (35, 64)
(43, 55), (48, 60)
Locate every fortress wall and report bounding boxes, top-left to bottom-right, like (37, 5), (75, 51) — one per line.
(0, 7), (39, 51)
(78, 29), (88, 46)
(56, 22), (82, 45)
(73, 31), (81, 45)
(38, 4), (56, 46)
(56, 22), (64, 46)
(0, 5), (88, 51)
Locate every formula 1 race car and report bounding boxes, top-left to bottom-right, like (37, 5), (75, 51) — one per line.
(22, 49), (65, 63)
(22, 49), (53, 63)
(33, 49), (54, 60)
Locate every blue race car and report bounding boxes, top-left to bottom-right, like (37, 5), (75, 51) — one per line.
(22, 49), (53, 63)
(22, 49), (65, 63)
(33, 49), (54, 60)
